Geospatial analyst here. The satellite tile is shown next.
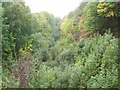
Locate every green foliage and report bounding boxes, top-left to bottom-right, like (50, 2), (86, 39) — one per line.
(61, 2), (119, 37)
(0, 66), (2, 89)
(83, 2), (101, 31)
(2, 1), (119, 89)
(25, 32), (118, 88)
(2, 69), (20, 88)
(2, 24), (14, 68)
(2, 3), (14, 69)
(3, 2), (34, 58)
(32, 12), (61, 40)
(31, 12), (61, 62)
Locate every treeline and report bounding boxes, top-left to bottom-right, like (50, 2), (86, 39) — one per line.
(2, 2), (61, 69)
(60, 2), (119, 39)
(1, 1), (120, 89)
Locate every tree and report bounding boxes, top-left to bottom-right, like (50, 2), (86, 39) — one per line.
(97, 2), (119, 35)
(3, 2), (34, 59)
(2, 2), (15, 69)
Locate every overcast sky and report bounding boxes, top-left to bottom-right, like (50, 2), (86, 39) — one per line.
(25, 0), (82, 18)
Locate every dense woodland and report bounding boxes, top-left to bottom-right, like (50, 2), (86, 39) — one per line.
(0, 1), (120, 89)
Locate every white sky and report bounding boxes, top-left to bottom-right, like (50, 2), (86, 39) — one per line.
(25, 0), (82, 18)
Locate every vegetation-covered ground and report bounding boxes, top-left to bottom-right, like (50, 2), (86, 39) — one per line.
(1, 1), (120, 89)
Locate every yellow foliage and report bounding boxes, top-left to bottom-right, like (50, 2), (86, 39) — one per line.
(106, 11), (114, 17)
(97, 3), (109, 9)
(19, 47), (31, 57)
(97, 2), (116, 17)
(60, 18), (71, 34)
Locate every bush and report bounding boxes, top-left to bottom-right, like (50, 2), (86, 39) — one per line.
(3, 32), (118, 88)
